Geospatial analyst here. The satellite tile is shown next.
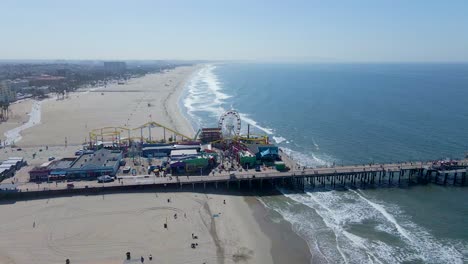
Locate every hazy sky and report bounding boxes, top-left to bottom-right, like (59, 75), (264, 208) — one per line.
(1, 0), (467, 62)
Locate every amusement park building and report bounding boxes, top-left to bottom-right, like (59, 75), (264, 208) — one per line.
(29, 149), (123, 181)
(0, 157), (25, 181)
(67, 149), (122, 178)
(246, 144), (280, 161)
(142, 143), (201, 158)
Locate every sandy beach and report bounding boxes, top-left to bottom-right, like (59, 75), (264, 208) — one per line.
(0, 192), (262, 264)
(0, 67), (312, 264)
(3, 66), (196, 148)
(0, 99), (34, 146)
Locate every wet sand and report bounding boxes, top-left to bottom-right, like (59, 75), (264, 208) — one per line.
(0, 66), (312, 264)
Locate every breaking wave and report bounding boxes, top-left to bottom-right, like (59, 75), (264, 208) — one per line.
(182, 64), (275, 136)
(261, 189), (466, 264)
(183, 63), (467, 264)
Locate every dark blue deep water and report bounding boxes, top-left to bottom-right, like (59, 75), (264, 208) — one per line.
(182, 63), (468, 263)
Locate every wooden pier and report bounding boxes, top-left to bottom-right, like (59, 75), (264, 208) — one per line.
(170, 159), (468, 192)
(2, 159), (467, 200)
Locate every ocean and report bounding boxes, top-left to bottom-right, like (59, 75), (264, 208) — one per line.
(181, 63), (468, 263)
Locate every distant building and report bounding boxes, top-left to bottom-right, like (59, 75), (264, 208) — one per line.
(28, 75), (65, 87)
(104, 61), (126, 73)
(0, 81), (16, 103)
(4, 79), (29, 92)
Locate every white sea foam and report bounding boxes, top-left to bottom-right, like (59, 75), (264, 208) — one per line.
(280, 147), (331, 168)
(239, 113), (274, 135)
(183, 64), (276, 138)
(312, 138), (320, 150)
(267, 189), (466, 264)
(272, 136), (286, 144)
(4, 100), (45, 145)
(183, 64), (230, 127)
(185, 64), (466, 264)
(352, 189), (412, 242)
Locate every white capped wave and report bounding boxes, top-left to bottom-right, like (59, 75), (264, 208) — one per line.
(183, 64), (277, 138)
(183, 64), (231, 127)
(268, 189), (466, 264)
(238, 113), (274, 135)
(280, 147), (332, 168)
(352, 189), (412, 242)
(273, 136), (286, 144)
(312, 138), (320, 150)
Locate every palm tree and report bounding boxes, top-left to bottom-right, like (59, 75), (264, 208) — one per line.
(4, 102), (10, 119)
(0, 102), (8, 121)
(0, 102), (4, 121)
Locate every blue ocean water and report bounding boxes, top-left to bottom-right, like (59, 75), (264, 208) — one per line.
(182, 63), (468, 263)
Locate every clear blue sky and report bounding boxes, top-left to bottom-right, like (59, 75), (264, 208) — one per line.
(1, 0), (467, 62)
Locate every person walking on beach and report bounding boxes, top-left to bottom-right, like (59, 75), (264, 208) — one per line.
(149, 254), (152, 261)
(140, 256), (144, 263)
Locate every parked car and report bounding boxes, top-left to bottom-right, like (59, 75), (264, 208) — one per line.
(75, 150), (83, 156)
(66, 183), (74, 189)
(255, 165), (261, 172)
(122, 166), (131, 173)
(97, 175), (114, 183)
(48, 156), (55, 161)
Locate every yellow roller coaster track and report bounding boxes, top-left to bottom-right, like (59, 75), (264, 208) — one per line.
(134, 121), (192, 140)
(89, 121), (192, 142)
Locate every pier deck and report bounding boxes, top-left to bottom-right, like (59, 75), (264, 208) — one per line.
(3, 159), (467, 198)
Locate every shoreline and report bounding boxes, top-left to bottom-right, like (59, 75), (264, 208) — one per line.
(177, 64), (313, 264)
(245, 194), (313, 264)
(0, 64), (314, 264)
(1, 65), (198, 147)
(178, 65), (200, 134)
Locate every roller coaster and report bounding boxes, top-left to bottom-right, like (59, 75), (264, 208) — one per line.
(88, 121), (193, 146)
(88, 110), (269, 147)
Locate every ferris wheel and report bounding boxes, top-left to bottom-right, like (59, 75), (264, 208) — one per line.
(218, 110), (241, 139)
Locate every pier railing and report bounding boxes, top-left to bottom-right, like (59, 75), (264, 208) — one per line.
(2, 159), (467, 200)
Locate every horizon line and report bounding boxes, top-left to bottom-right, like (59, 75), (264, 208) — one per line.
(1, 59), (468, 64)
